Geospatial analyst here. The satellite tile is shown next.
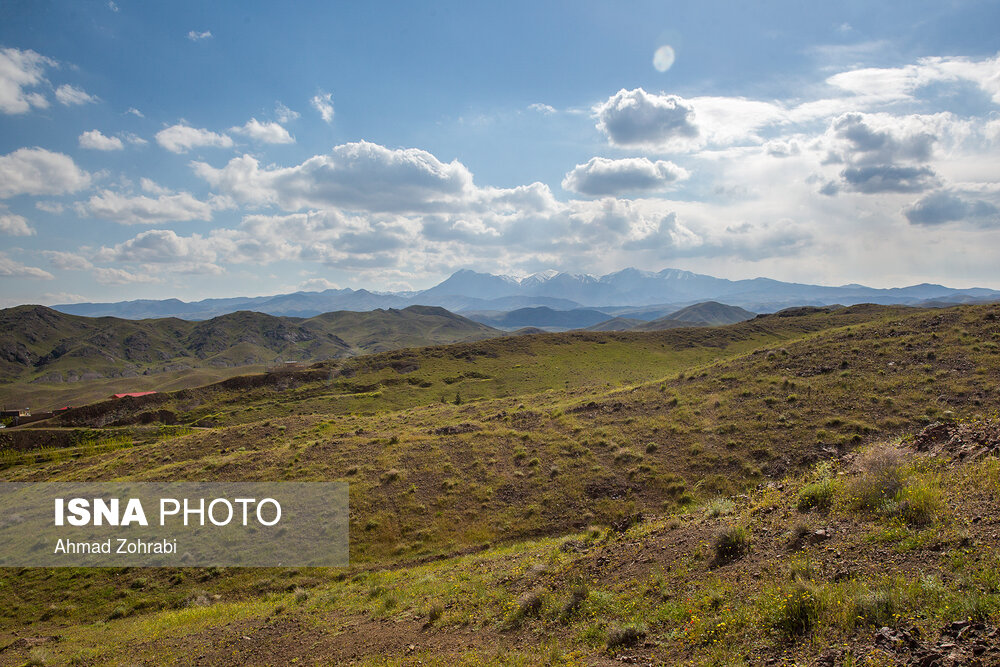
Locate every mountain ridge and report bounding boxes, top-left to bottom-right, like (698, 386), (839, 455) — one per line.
(49, 267), (1000, 320)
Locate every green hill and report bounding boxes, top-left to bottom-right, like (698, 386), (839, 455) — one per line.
(2, 302), (1000, 664)
(0, 305), (499, 410)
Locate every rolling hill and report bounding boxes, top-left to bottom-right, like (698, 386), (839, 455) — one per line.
(2, 302), (1000, 664)
(0, 304), (499, 410)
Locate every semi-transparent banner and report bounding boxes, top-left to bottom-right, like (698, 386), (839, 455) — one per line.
(0, 482), (348, 567)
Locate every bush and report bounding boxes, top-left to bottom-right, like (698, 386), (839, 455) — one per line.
(845, 445), (905, 513)
(613, 447), (641, 464)
(896, 477), (943, 525)
(705, 497), (735, 518)
(712, 525), (750, 565)
(797, 478), (834, 512)
(560, 583), (589, 621)
(852, 585), (898, 627)
(606, 624), (646, 649)
(505, 589), (545, 629)
(772, 582), (821, 637)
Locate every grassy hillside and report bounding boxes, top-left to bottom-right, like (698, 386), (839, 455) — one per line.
(0, 305), (499, 411)
(2, 303), (1000, 664)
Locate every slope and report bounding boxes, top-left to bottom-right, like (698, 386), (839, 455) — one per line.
(3, 304), (1000, 664)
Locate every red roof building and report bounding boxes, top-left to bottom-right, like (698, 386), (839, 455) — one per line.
(111, 391), (158, 399)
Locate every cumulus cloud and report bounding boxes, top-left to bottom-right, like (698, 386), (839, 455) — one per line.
(0, 251), (53, 279)
(839, 165), (938, 194)
(79, 129), (124, 151)
(193, 141), (475, 213)
(231, 118), (294, 144)
(0, 148), (91, 198)
(593, 88), (699, 150)
(0, 211), (34, 236)
(903, 191), (1000, 226)
(561, 157), (689, 196)
(75, 189), (222, 225)
(126, 107), (144, 118)
(0, 47), (53, 114)
(55, 84), (98, 106)
(299, 277), (339, 291)
(140, 178), (171, 195)
(97, 228), (217, 265)
(830, 113), (935, 165)
(311, 92), (334, 123)
(188, 30), (213, 41)
(155, 124), (233, 153)
(93, 266), (160, 285)
(43, 250), (93, 270)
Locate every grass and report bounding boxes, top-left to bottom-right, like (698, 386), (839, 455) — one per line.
(2, 303), (1000, 664)
(712, 525), (751, 565)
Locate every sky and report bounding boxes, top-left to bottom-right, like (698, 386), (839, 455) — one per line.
(1, 0), (1000, 306)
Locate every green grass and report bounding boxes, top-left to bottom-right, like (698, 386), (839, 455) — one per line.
(2, 303), (1000, 664)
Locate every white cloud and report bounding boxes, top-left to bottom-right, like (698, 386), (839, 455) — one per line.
(97, 229), (217, 265)
(35, 201), (64, 214)
(155, 124), (233, 153)
(311, 92), (334, 123)
(43, 291), (89, 304)
(231, 118), (294, 144)
(275, 102), (299, 123)
(0, 47), (54, 114)
(55, 84), (98, 106)
(593, 88), (700, 151)
(123, 132), (147, 145)
(299, 277), (339, 291)
(76, 189), (222, 225)
(126, 107), (144, 118)
(528, 103), (556, 114)
(0, 251), (53, 279)
(187, 30), (213, 41)
(0, 211), (34, 236)
(140, 178), (172, 195)
(0, 148), (91, 198)
(562, 157), (689, 196)
(193, 141), (475, 213)
(79, 129), (124, 151)
(43, 250), (93, 270)
(93, 266), (160, 285)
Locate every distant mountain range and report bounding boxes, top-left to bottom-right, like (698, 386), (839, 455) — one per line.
(51, 267), (1000, 321)
(467, 301), (757, 332)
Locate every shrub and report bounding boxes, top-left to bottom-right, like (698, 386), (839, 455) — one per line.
(845, 445), (905, 513)
(505, 589), (545, 629)
(852, 585), (898, 627)
(613, 447), (641, 464)
(705, 497), (735, 518)
(771, 582), (821, 637)
(797, 478), (834, 512)
(426, 602), (444, 624)
(606, 624), (646, 649)
(896, 476), (943, 525)
(712, 525), (750, 565)
(560, 583), (589, 621)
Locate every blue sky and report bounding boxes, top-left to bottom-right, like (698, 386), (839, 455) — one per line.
(1, 0), (999, 305)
